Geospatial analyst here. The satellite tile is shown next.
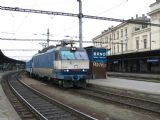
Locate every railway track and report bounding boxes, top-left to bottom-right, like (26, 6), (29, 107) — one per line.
(22, 72), (160, 115)
(74, 87), (160, 115)
(2, 72), (98, 120)
(1, 72), (37, 120)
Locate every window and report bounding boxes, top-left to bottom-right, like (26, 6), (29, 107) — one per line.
(75, 51), (88, 60)
(121, 29), (123, 37)
(102, 37), (105, 43)
(105, 36), (108, 43)
(55, 51), (59, 60)
(135, 27), (140, 31)
(117, 31), (119, 39)
(95, 40), (97, 47)
(144, 39), (147, 49)
(142, 24), (147, 29)
(117, 45), (119, 53)
(125, 43), (127, 51)
(113, 32), (115, 40)
(98, 39), (101, 46)
(125, 27), (127, 36)
(101, 38), (103, 44)
(136, 40), (139, 50)
(143, 35), (147, 49)
(61, 51), (75, 60)
(61, 51), (88, 60)
(110, 34), (112, 41)
(136, 37), (139, 50)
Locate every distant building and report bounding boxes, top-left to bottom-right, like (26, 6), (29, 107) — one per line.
(92, 0), (160, 55)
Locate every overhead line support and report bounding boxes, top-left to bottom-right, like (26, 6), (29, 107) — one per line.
(1, 5), (160, 27)
(77, 0), (83, 48)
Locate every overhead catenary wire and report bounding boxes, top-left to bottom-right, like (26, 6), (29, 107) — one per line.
(0, 37), (92, 43)
(12, 1), (39, 33)
(0, 37), (125, 44)
(0, 5), (159, 27)
(55, 0), (129, 37)
(0, 0), (142, 40)
(1, 49), (39, 51)
(97, 0), (128, 15)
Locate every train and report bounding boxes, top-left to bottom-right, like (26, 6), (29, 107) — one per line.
(26, 41), (89, 88)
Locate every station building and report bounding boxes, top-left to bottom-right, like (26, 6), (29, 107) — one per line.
(92, 0), (160, 73)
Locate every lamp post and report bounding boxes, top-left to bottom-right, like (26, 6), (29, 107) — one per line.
(47, 28), (50, 47)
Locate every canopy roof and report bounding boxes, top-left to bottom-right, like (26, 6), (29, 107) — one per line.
(0, 50), (24, 64)
(108, 49), (160, 60)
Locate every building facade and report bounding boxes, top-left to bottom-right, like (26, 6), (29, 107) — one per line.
(93, 15), (151, 55)
(148, 0), (160, 50)
(93, 0), (160, 54)
(92, 0), (160, 73)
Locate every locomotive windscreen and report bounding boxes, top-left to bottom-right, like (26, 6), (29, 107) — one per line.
(61, 51), (88, 60)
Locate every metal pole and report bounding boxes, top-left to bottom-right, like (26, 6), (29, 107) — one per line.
(77, 0), (83, 48)
(47, 28), (50, 47)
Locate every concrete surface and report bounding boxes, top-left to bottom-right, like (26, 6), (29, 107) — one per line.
(108, 72), (160, 80)
(0, 73), (21, 120)
(88, 77), (160, 95)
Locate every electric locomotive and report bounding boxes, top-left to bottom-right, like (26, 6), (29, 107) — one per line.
(27, 41), (89, 88)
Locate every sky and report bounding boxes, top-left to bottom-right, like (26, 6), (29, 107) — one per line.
(0, 0), (156, 61)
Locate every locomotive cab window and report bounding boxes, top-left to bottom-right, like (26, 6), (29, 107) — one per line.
(61, 51), (74, 60)
(75, 51), (88, 60)
(55, 51), (60, 60)
(61, 50), (88, 60)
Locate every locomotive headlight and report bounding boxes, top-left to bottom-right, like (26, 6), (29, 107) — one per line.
(82, 69), (87, 72)
(64, 69), (69, 72)
(70, 47), (77, 51)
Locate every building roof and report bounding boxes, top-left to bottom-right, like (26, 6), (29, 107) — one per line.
(0, 50), (24, 64)
(150, 0), (160, 7)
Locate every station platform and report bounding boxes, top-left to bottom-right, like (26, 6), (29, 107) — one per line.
(0, 72), (21, 120)
(87, 76), (160, 95)
(108, 72), (160, 80)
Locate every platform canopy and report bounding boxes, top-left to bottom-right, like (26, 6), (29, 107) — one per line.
(0, 50), (24, 64)
(108, 49), (160, 60)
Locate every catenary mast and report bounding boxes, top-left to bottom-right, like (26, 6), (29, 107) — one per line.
(77, 0), (83, 48)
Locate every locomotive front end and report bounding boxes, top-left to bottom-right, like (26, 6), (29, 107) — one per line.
(55, 47), (89, 88)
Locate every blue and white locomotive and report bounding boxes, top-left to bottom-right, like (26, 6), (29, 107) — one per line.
(26, 42), (89, 88)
